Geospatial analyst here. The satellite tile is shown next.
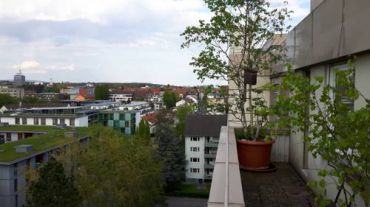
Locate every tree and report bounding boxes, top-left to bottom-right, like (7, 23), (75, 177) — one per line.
(94, 85), (110, 100)
(163, 90), (178, 108)
(136, 119), (151, 141)
(270, 63), (370, 206)
(22, 96), (45, 104)
(155, 110), (185, 192)
(176, 105), (195, 139)
(27, 157), (81, 207)
(56, 126), (163, 207)
(0, 94), (18, 106)
(181, 0), (291, 138)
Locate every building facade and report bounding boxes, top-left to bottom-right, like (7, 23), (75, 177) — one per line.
(0, 106), (93, 127)
(0, 87), (24, 99)
(13, 71), (25, 86)
(184, 115), (227, 182)
(110, 93), (133, 103)
(0, 133), (89, 207)
(98, 110), (139, 135)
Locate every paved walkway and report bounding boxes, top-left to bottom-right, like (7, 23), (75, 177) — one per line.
(241, 163), (315, 207)
(165, 196), (207, 207)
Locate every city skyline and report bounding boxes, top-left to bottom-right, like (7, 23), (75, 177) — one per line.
(0, 0), (309, 85)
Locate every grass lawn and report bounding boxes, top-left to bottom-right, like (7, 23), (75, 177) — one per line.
(0, 126), (89, 162)
(174, 183), (211, 198)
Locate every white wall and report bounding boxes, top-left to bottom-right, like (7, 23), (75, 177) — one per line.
(185, 136), (205, 180)
(75, 116), (88, 127)
(0, 117), (15, 125)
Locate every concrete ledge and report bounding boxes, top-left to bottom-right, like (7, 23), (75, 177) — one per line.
(208, 126), (245, 207)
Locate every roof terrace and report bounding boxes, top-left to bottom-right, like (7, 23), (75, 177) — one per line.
(0, 126), (89, 163)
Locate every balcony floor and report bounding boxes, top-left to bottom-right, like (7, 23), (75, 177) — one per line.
(241, 163), (315, 207)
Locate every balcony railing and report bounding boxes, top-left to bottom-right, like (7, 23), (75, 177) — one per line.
(207, 126), (245, 207)
(205, 141), (219, 148)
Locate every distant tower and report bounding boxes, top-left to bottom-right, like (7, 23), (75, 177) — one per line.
(14, 70), (25, 86)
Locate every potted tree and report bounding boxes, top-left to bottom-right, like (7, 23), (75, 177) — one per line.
(181, 0), (291, 170)
(270, 62), (370, 206)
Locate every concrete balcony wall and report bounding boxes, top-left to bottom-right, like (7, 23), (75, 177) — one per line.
(287, 0), (370, 70)
(208, 126), (245, 207)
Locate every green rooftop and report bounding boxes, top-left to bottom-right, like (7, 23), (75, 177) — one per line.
(0, 126), (90, 163)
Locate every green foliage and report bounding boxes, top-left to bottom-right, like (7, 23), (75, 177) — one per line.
(155, 110), (185, 192)
(27, 157), (81, 207)
(176, 105), (195, 139)
(22, 96), (45, 104)
(55, 126), (163, 207)
(136, 119), (151, 141)
(174, 183), (210, 198)
(270, 62), (370, 206)
(163, 90), (178, 108)
(234, 126), (267, 140)
(0, 94), (18, 106)
(94, 85), (110, 100)
(181, 0), (291, 135)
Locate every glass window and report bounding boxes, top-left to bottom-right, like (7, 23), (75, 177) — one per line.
(14, 178), (17, 192)
(119, 113), (125, 120)
(60, 118), (65, 125)
(15, 118), (20, 125)
(6, 133), (11, 142)
(34, 118), (39, 125)
(53, 118), (58, 125)
(190, 157), (200, 162)
(41, 118), (46, 125)
(330, 63), (354, 110)
(70, 118), (75, 126)
(22, 118), (27, 125)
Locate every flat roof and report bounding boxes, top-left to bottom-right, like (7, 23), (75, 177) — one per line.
(0, 126), (89, 163)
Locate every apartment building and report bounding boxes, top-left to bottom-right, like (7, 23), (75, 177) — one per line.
(13, 71), (25, 87)
(98, 110), (140, 135)
(110, 92), (133, 103)
(0, 86), (24, 99)
(0, 126), (89, 207)
(184, 114), (227, 182)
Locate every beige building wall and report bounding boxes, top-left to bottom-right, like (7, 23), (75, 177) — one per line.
(228, 73), (271, 128)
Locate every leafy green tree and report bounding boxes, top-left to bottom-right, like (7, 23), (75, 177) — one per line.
(163, 90), (178, 109)
(0, 94), (18, 106)
(22, 96), (45, 104)
(136, 119), (151, 140)
(94, 85), (110, 100)
(56, 126), (163, 207)
(182, 0), (291, 137)
(176, 105), (194, 139)
(27, 157), (81, 207)
(269, 63), (370, 206)
(155, 110), (185, 192)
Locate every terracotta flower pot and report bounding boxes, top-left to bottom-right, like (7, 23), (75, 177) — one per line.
(237, 139), (274, 171)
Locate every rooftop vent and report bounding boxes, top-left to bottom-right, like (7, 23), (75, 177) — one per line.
(15, 145), (33, 153)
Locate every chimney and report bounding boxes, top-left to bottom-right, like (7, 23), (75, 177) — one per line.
(311, 0), (325, 11)
(15, 145), (33, 153)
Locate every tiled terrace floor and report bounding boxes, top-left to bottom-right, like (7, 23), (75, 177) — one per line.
(241, 163), (316, 207)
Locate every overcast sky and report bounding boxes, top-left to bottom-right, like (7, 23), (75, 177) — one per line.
(0, 0), (309, 86)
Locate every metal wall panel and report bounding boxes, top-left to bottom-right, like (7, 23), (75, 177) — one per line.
(294, 15), (313, 69)
(288, 0), (370, 70)
(312, 0), (342, 64)
(343, 0), (370, 55)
